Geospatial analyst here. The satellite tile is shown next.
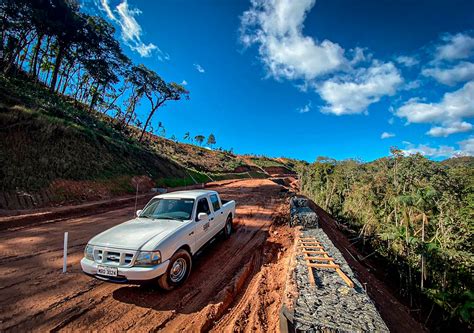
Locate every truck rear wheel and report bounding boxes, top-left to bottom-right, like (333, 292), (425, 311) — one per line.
(158, 249), (192, 290)
(223, 216), (233, 239)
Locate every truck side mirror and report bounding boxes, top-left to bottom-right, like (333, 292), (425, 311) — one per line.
(197, 212), (208, 221)
(136, 210), (143, 217)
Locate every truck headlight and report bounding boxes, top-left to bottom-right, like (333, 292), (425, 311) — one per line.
(84, 244), (94, 260)
(134, 251), (161, 266)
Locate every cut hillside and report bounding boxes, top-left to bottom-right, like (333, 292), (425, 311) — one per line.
(0, 74), (297, 210)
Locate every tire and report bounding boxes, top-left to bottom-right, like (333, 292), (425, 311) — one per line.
(158, 249), (192, 290)
(223, 216), (233, 239)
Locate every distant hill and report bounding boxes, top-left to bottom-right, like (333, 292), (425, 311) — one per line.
(440, 156), (474, 169)
(0, 74), (301, 209)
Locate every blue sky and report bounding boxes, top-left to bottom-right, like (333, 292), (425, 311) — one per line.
(91, 0), (474, 162)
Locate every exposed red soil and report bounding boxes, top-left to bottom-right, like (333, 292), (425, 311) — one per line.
(0, 178), (430, 332)
(0, 179), (293, 332)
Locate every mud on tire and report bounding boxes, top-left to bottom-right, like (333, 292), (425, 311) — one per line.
(158, 249), (192, 291)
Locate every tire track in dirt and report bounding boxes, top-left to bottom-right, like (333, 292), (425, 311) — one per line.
(210, 201), (293, 333)
(65, 203), (275, 331)
(0, 179), (294, 332)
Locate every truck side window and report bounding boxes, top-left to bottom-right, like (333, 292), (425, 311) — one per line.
(196, 198), (211, 217)
(210, 194), (220, 212)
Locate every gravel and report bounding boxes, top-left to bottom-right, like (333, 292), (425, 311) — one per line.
(290, 197), (318, 228)
(289, 197), (389, 332)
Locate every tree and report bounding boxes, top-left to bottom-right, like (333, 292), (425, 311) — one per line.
(298, 154), (474, 326)
(157, 121), (166, 137)
(206, 133), (216, 147)
(194, 135), (205, 146)
(129, 65), (189, 142)
(183, 132), (190, 141)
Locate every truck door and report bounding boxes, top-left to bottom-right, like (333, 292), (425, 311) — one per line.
(209, 193), (225, 234)
(194, 197), (215, 250)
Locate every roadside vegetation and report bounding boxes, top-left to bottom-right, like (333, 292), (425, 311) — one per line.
(299, 150), (473, 328)
(0, 0), (293, 205)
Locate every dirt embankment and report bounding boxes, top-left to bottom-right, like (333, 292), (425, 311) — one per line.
(0, 179), (294, 332)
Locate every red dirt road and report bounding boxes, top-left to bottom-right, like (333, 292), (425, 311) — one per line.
(0, 179), (293, 332)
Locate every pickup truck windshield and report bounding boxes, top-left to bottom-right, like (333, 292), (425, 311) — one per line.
(140, 198), (195, 221)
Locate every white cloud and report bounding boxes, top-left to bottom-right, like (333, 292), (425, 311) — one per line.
(426, 122), (472, 137)
(240, 0), (347, 81)
(180, 80), (188, 86)
(298, 101), (312, 113)
(434, 33), (474, 62)
(99, 0), (162, 58)
(194, 64), (205, 73)
(401, 138), (474, 158)
(422, 61), (474, 86)
(396, 80), (474, 136)
(381, 132), (395, 139)
(459, 137), (474, 155)
(401, 143), (458, 158)
(349, 47), (371, 65)
(240, 0), (403, 116)
(402, 80), (422, 91)
(395, 55), (419, 67)
(317, 62), (403, 115)
(100, 0), (116, 20)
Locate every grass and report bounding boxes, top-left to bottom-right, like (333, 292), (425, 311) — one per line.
(0, 73), (298, 201)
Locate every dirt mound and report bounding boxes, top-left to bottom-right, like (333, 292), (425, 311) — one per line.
(263, 166), (296, 176)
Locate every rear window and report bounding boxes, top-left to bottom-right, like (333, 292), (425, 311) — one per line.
(210, 194), (221, 211)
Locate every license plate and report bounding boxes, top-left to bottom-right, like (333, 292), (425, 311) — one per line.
(97, 265), (118, 277)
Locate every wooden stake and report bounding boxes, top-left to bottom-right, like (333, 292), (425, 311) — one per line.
(303, 250), (329, 255)
(308, 263), (340, 269)
(305, 256), (335, 261)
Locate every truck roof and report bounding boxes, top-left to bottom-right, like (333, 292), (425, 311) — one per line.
(154, 189), (218, 200)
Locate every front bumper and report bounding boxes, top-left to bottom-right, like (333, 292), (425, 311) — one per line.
(80, 257), (170, 283)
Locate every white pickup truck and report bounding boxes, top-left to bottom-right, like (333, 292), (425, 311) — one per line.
(81, 190), (235, 290)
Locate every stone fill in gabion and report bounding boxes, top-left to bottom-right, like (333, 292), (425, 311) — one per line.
(290, 197), (318, 228)
(294, 228), (389, 332)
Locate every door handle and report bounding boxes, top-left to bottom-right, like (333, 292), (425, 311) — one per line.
(188, 231), (194, 236)
(210, 218), (214, 221)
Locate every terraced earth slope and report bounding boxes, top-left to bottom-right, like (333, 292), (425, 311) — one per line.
(0, 74), (303, 209)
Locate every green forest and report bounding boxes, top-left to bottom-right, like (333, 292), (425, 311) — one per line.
(299, 150), (473, 326)
(0, 0), (187, 140)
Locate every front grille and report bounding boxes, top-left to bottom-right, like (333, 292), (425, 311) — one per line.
(93, 248), (136, 267)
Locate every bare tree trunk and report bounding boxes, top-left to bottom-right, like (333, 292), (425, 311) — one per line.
(139, 105), (158, 142)
(103, 86), (127, 114)
(37, 35), (51, 79)
(61, 63), (75, 95)
(4, 29), (33, 74)
(49, 42), (64, 92)
(30, 33), (44, 78)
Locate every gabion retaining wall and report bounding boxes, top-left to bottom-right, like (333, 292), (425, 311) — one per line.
(283, 196), (388, 332)
(290, 197), (319, 228)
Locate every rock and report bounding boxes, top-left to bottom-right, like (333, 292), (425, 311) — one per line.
(291, 227), (389, 332)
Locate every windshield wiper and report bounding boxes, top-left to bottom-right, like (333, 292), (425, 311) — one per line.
(157, 216), (184, 221)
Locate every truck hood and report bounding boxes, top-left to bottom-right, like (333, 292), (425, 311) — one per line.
(89, 218), (187, 250)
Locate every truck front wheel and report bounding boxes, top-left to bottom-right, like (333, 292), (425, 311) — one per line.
(158, 249), (192, 290)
